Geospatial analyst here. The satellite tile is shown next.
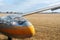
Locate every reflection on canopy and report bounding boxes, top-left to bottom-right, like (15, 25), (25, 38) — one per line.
(0, 15), (27, 25)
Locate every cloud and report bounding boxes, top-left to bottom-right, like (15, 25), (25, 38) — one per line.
(0, 0), (60, 12)
(16, 0), (60, 12)
(48, 2), (60, 6)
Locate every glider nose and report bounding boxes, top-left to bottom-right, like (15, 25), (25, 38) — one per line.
(23, 21), (35, 37)
(28, 25), (35, 36)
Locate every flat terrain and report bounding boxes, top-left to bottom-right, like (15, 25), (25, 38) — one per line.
(0, 13), (60, 40)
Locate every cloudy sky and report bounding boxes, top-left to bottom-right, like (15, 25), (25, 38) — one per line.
(0, 0), (60, 13)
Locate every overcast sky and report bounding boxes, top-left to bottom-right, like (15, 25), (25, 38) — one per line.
(0, 0), (60, 13)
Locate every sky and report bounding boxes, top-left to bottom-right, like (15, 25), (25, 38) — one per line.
(0, 0), (60, 13)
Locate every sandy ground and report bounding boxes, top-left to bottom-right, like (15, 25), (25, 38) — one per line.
(0, 13), (60, 40)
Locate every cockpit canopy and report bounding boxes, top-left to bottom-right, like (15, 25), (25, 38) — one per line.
(0, 15), (26, 23)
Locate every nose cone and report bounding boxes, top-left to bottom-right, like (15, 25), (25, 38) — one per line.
(28, 25), (35, 36)
(23, 21), (35, 37)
